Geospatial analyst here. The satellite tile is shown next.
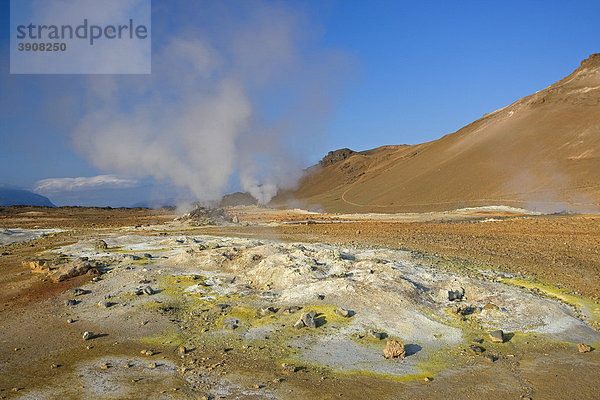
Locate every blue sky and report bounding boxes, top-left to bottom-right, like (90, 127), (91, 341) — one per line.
(1, 0), (599, 206)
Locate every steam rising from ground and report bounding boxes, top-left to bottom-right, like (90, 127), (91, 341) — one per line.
(73, 1), (346, 204)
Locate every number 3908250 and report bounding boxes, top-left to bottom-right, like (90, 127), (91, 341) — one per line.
(18, 42), (67, 51)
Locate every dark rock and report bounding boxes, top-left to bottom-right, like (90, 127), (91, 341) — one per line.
(470, 345), (485, 354)
(489, 330), (504, 343)
(448, 303), (473, 315)
(319, 148), (356, 167)
(368, 330), (386, 340)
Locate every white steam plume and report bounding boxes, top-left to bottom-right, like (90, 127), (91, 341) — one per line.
(71, 1), (348, 205)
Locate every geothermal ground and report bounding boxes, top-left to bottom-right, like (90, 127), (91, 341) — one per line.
(0, 206), (599, 399)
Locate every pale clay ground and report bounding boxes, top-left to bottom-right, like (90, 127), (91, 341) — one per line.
(10, 226), (596, 396)
(5, 222), (600, 399)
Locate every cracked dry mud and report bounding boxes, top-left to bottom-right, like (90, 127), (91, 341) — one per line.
(0, 207), (599, 399)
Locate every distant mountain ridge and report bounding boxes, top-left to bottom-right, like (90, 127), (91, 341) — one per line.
(0, 186), (55, 207)
(275, 54), (600, 213)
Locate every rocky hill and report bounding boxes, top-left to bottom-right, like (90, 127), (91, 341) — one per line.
(277, 54), (600, 213)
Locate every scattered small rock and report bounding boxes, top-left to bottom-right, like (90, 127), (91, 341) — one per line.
(281, 363), (298, 373)
(368, 330), (386, 340)
(472, 338), (484, 344)
(577, 343), (592, 353)
(67, 318), (75, 324)
(65, 299), (78, 306)
(316, 294), (325, 300)
(72, 288), (89, 296)
(259, 306), (278, 316)
(295, 311), (317, 329)
(98, 300), (113, 308)
(94, 239), (108, 250)
(223, 318), (239, 330)
(141, 349), (155, 356)
(424, 377), (433, 382)
(293, 319), (305, 329)
(82, 331), (94, 340)
(178, 346), (187, 355)
(135, 286), (156, 296)
(100, 362), (110, 370)
(489, 330), (504, 343)
(334, 307), (353, 318)
(483, 303), (500, 311)
(483, 354), (497, 363)
(283, 306), (302, 314)
(148, 362), (157, 369)
(470, 345), (485, 354)
(441, 286), (464, 302)
(383, 340), (406, 359)
(448, 303), (473, 315)
(143, 286), (155, 295)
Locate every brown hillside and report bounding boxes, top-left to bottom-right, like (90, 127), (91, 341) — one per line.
(278, 54), (600, 213)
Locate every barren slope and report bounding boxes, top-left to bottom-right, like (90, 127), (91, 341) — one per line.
(282, 54), (600, 213)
